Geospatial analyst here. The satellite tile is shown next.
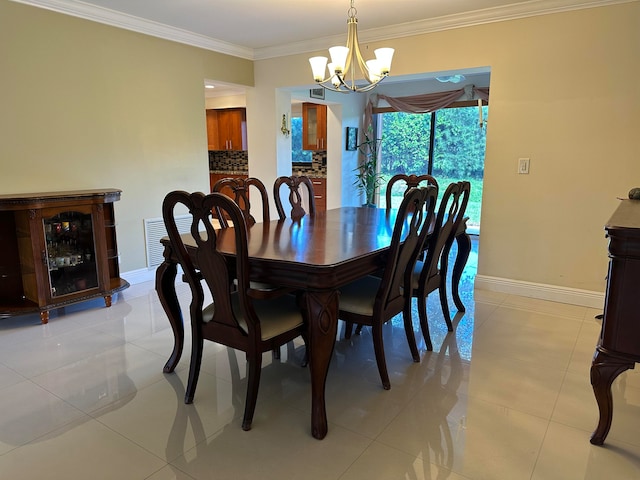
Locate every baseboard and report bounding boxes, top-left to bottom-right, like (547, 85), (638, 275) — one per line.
(474, 275), (605, 309)
(121, 268), (156, 285)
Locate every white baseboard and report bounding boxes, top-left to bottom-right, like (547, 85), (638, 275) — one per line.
(474, 275), (605, 309)
(122, 268), (156, 285)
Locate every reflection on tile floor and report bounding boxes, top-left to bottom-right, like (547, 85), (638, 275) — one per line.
(1, 236), (640, 479)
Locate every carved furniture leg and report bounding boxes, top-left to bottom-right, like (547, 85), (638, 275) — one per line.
(155, 247), (184, 373)
(103, 295), (112, 308)
(452, 231), (471, 313)
(303, 289), (339, 440)
(40, 310), (49, 324)
(590, 348), (635, 445)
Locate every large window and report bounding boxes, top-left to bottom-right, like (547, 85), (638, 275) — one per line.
(378, 105), (487, 232)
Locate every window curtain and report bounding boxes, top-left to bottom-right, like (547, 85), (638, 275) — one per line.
(363, 85), (489, 132)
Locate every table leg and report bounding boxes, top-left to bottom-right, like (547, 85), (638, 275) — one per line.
(452, 230), (471, 313)
(590, 348), (635, 445)
(303, 289), (340, 440)
(155, 247), (184, 374)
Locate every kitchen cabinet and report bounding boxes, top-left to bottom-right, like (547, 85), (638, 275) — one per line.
(206, 108), (247, 151)
(302, 103), (327, 151)
(310, 177), (327, 212)
(0, 189), (129, 324)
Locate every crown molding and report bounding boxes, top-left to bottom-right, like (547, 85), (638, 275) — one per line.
(11, 0), (255, 59)
(12, 0), (637, 61)
(254, 0), (637, 59)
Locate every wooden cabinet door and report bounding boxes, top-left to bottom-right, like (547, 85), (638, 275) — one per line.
(210, 108), (247, 151)
(302, 103), (327, 151)
(206, 110), (220, 150)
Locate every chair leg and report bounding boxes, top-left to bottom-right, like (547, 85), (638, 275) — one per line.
(417, 294), (433, 351)
(344, 321), (354, 339)
(372, 323), (391, 390)
(402, 299), (420, 362)
(439, 247), (454, 332)
(242, 352), (263, 431)
(272, 347), (281, 360)
(355, 324), (364, 335)
(184, 335), (204, 404)
(439, 278), (453, 332)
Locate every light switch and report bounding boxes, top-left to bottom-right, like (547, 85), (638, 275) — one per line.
(518, 158), (530, 174)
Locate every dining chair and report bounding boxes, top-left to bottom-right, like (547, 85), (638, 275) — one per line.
(273, 175), (316, 221)
(339, 185), (438, 390)
(161, 190), (308, 431)
(440, 180), (471, 323)
(385, 173), (438, 210)
(408, 181), (466, 350)
(212, 177), (270, 227)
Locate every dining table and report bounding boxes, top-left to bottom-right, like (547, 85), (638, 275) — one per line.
(155, 206), (470, 440)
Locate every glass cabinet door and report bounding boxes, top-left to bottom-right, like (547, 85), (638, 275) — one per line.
(43, 210), (98, 298)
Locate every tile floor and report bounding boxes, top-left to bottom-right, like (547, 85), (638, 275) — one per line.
(1, 238), (639, 479)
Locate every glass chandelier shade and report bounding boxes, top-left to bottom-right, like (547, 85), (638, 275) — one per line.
(309, 1), (394, 93)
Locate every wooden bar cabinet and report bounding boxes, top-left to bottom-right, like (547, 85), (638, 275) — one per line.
(0, 189), (129, 324)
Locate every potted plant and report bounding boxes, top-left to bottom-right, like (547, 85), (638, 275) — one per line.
(354, 126), (383, 206)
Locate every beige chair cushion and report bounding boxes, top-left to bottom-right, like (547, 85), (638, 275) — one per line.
(338, 275), (381, 316)
(203, 293), (304, 341)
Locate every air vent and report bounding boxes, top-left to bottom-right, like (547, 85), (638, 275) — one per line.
(144, 216), (191, 269)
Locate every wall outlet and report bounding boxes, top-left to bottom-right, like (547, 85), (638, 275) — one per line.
(518, 158), (530, 174)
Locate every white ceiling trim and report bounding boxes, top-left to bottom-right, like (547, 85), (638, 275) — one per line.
(11, 0), (254, 59)
(12, 0), (637, 61)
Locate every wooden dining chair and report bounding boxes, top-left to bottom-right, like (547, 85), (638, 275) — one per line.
(339, 186), (438, 390)
(385, 173), (438, 210)
(212, 177), (270, 227)
(408, 181), (466, 350)
(162, 190), (308, 431)
(273, 175), (316, 221)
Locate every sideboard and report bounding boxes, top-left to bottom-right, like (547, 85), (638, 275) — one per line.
(0, 189), (129, 324)
(590, 198), (640, 445)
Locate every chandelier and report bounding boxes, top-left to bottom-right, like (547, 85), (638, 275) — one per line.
(309, 0), (394, 94)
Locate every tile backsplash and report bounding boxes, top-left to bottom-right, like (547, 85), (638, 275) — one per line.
(209, 150), (327, 178)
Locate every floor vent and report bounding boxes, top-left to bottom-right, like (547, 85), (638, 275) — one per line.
(144, 215), (191, 269)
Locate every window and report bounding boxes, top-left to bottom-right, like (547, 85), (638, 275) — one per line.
(291, 117), (312, 163)
(378, 105), (486, 232)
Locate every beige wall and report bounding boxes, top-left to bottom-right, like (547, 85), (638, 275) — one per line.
(2, 0), (639, 301)
(0, 0), (253, 272)
(254, 3), (640, 299)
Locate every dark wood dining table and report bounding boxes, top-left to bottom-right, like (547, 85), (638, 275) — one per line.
(155, 206), (470, 440)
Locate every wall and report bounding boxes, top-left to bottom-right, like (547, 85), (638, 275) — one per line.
(253, 2), (640, 304)
(0, 0), (253, 275)
(3, 1), (639, 304)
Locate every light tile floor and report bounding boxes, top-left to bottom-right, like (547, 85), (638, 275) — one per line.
(1, 238), (640, 479)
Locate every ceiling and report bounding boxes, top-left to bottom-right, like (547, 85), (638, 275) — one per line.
(17, 0), (625, 96)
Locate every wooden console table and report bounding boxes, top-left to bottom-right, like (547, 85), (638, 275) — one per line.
(0, 189), (129, 324)
(590, 199), (640, 445)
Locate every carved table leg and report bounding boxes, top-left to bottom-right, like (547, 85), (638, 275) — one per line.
(155, 247), (184, 373)
(590, 348), (635, 445)
(103, 295), (112, 308)
(40, 310), (49, 324)
(303, 289), (339, 440)
(452, 230), (471, 313)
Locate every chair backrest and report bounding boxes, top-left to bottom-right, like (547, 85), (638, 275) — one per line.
(420, 182), (464, 284)
(451, 180), (471, 237)
(273, 175), (316, 221)
(376, 185), (438, 315)
(385, 174), (439, 210)
(212, 177), (270, 227)
(162, 191), (258, 342)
